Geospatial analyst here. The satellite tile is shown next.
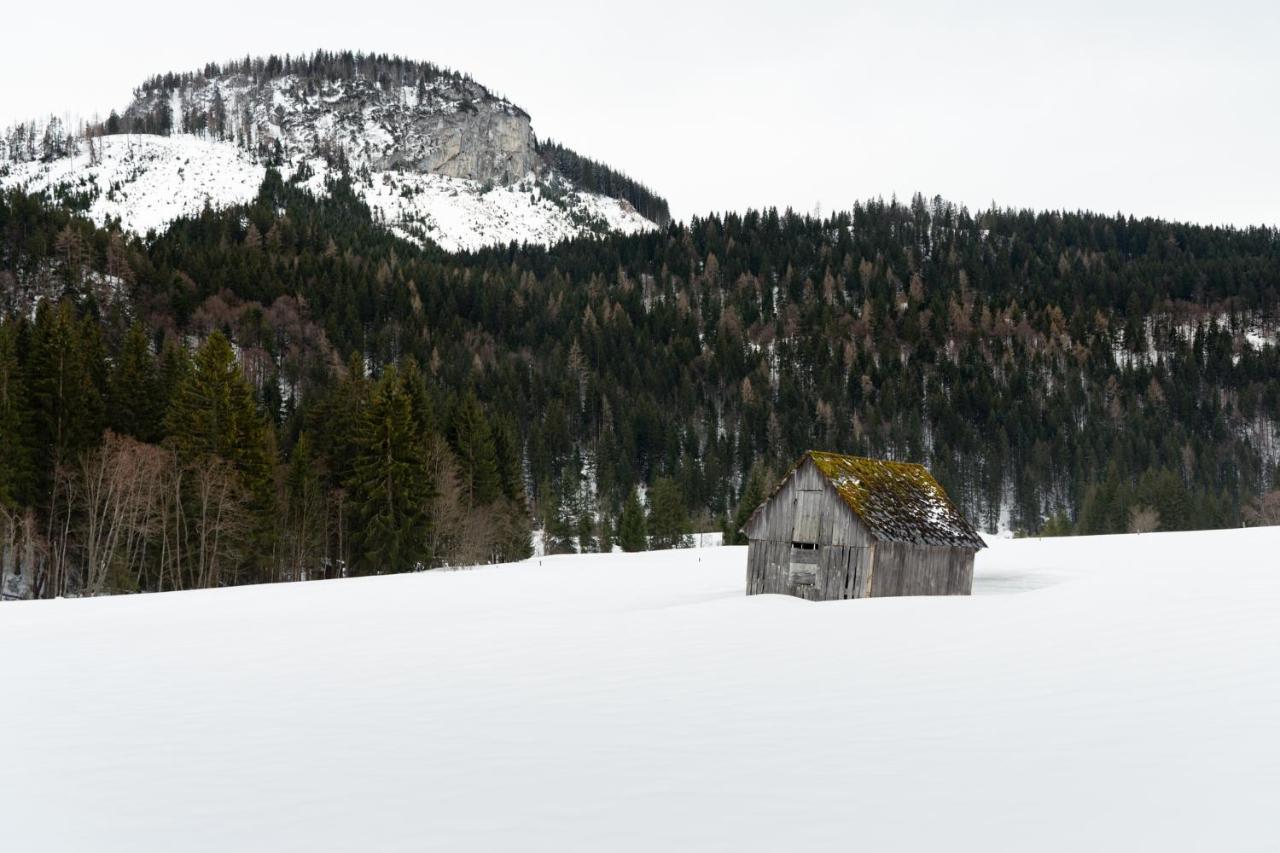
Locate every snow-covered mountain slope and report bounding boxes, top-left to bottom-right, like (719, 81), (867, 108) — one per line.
(298, 158), (654, 252)
(0, 134), (654, 251)
(0, 135), (265, 236)
(0, 53), (661, 251)
(4, 527), (1279, 851)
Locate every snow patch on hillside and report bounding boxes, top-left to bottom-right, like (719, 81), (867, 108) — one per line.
(297, 161), (654, 253)
(0, 134), (656, 252)
(3, 527), (1279, 851)
(0, 135), (265, 236)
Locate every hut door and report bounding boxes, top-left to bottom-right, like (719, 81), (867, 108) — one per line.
(788, 490), (823, 587)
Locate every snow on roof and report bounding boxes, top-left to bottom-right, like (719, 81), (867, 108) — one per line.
(760, 450), (986, 549)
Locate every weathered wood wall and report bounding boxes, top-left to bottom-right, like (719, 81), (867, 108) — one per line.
(744, 458), (976, 600)
(742, 459), (872, 547)
(868, 540), (974, 597)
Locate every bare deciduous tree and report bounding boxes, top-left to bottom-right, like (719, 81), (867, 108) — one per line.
(1243, 490), (1280, 527)
(65, 432), (167, 595)
(187, 456), (251, 589)
(1127, 505), (1161, 534)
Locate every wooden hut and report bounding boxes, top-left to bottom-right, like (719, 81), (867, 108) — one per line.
(742, 451), (986, 601)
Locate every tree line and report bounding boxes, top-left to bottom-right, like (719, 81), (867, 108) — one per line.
(3, 175), (1280, 595)
(0, 294), (536, 597)
(537, 140), (672, 225)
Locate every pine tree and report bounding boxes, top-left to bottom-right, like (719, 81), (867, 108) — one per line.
(618, 488), (647, 552)
(347, 367), (433, 573)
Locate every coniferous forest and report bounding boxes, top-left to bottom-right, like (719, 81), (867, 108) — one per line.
(2, 170), (1279, 597)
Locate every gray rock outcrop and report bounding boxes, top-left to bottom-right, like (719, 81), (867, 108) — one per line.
(127, 73), (539, 186)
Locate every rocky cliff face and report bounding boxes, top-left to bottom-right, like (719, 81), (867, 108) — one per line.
(126, 73), (539, 186)
(2, 53), (663, 251)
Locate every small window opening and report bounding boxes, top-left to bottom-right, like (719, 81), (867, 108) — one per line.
(791, 541), (818, 550)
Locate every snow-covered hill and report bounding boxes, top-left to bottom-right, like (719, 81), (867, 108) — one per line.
(0, 54), (660, 251)
(0, 134), (654, 251)
(4, 527), (1279, 851)
(0, 135), (265, 237)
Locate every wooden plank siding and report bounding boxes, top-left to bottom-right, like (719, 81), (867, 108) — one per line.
(867, 541), (974, 597)
(744, 457), (976, 600)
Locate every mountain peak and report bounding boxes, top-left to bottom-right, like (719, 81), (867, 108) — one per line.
(123, 51), (539, 187)
(1, 50), (669, 251)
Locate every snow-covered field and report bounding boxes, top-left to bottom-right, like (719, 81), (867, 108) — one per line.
(4, 528), (1279, 852)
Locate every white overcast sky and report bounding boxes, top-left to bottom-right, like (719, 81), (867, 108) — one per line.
(3, 0), (1277, 226)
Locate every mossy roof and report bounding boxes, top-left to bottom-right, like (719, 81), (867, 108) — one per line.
(770, 451), (986, 549)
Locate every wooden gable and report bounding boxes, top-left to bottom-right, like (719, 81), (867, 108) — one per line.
(742, 457), (872, 547)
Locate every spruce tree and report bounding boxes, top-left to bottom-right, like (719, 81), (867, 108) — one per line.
(576, 511), (598, 553)
(28, 300), (105, 495)
(347, 367), (433, 573)
(313, 352), (370, 491)
(492, 413), (528, 508)
(165, 331), (277, 579)
(451, 390), (501, 508)
(0, 319), (34, 507)
(540, 470), (577, 555)
(729, 464), (769, 545)
(618, 488), (647, 552)
(166, 332), (273, 481)
(489, 413), (533, 560)
(109, 321), (163, 442)
(282, 431), (326, 579)
(598, 512), (614, 553)
(156, 336), (190, 419)
(398, 357), (436, 438)
(647, 477), (690, 550)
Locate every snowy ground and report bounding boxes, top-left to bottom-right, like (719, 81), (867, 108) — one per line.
(3, 528), (1280, 851)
